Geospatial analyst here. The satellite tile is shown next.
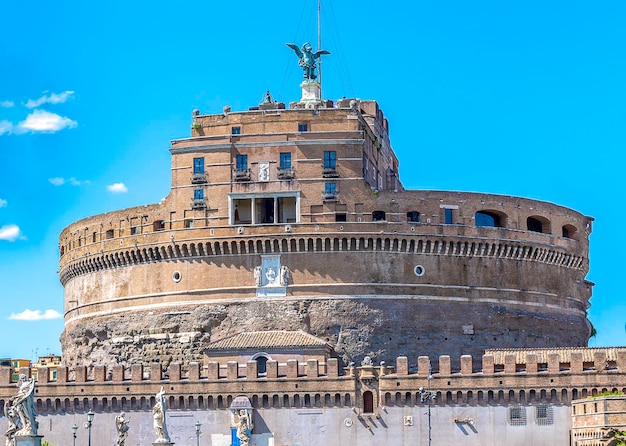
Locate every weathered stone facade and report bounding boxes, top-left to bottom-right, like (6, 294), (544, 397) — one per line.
(58, 98), (593, 369)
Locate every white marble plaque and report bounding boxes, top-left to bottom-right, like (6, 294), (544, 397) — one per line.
(258, 162), (270, 182)
(256, 255), (287, 297)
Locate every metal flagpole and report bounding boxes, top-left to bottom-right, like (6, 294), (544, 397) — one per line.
(317, 0), (322, 98)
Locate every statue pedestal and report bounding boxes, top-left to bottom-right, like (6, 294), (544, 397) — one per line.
(300, 81), (321, 108)
(15, 435), (43, 446)
(152, 442), (174, 446)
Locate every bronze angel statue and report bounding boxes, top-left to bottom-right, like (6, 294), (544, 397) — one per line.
(286, 42), (330, 81)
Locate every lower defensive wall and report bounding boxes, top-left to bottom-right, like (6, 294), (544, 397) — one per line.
(1, 348), (624, 445)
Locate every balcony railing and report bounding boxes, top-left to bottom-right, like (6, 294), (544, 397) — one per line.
(323, 192), (338, 202)
(277, 168), (296, 180)
(322, 166), (339, 178)
(191, 198), (206, 209)
(190, 172), (207, 184)
(233, 169), (251, 182)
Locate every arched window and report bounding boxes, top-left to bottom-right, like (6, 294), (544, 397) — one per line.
(372, 211), (386, 222)
(475, 210), (505, 228)
(363, 391), (374, 413)
(252, 353), (271, 374)
(527, 216), (551, 234)
(407, 211), (420, 223)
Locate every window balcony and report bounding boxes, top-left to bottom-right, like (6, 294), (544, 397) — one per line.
(322, 167), (339, 178)
(323, 192), (338, 202)
(233, 169), (251, 182)
(190, 172), (207, 184)
(191, 198), (206, 209)
(277, 168), (296, 180)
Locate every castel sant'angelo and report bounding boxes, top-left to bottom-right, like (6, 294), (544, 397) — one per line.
(58, 75), (593, 372)
(2, 39), (625, 446)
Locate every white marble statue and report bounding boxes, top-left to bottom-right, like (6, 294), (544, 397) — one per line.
(279, 265), (290, 286)
(254, 266), (262, 286)
(13, 375), (38, 437)
(236, 409), (253, 446)
(153, 387), (170, 443)
(4, 397), (20, 446)
(115, 412), (129, 446)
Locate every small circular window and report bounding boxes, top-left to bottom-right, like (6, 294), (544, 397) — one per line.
(414, 265), (425, 277)
(172, 271), (182, 283)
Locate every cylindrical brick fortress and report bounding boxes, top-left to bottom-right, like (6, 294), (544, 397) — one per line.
(58, 100), (593, 368)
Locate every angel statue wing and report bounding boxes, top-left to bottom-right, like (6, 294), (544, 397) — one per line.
(313, 49), (331, 58)
(286, 43), (303, 59)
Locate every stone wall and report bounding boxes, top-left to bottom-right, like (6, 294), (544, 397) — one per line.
(0, 405), (573, 446)
(2, 351), (625, 445)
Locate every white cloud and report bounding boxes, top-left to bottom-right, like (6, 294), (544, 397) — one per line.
(0, 224), (23, 242)
(17, 109), (77, 133)
(0, 100), (14, 108)
(8, 309), (63, 321)
(0, 198), (6, 208)
(69, 177), (89, 186)
(107, 182), (128, 193)
(49, 177), (89, 186)
(49, 177), (65, 186)
(0, 120), (13, 135)
(25, 90), (74, 108)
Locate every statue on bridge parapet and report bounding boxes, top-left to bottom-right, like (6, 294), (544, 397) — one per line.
(14, 374), (38, 436)
(115, 412), (129, 446)
(230, 396), (254, 446)
(4, 397), (20, 446)
(236, 409), (253, 446)
(4, 374), (39, 446)
(153, 387), (171, 444)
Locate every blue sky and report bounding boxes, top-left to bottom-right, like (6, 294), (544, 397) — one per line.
(1, 1), (625, 360)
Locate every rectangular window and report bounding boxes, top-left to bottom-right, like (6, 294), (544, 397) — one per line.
(232, 126), (241, 135)
(325, 183), (336, 194)
(298, 123), (308, 132)
(130, 226), (139, 235)
(280, 152), (292, 169)
(184, 219), (194, 228)
(445, 208), (454, 224)
(236, 154), (248, 171)
(535, 404), (554, 425)
(335, 213), (347, 222)
(508, 406), (526, 426)
(407, 211), (421, 223)
(193, 157), (204, 174)
(324, 151), (336, 168)
(194, 189), (204, 200)
(537, 405), (548, 419)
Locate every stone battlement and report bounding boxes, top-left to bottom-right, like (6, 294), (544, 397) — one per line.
(5, 349), (624, 386)
(1, 350), (625, 414)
